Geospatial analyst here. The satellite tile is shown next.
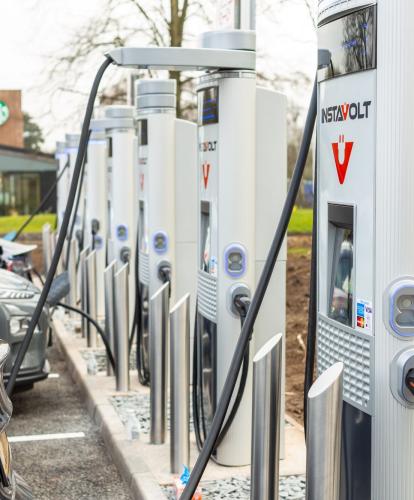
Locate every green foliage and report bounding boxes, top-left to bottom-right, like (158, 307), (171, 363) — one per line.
(0, 209), (311, 237)
(0, 214), (56, 235)
(23, 112), (45, 152)
(288, 208), (313, 234)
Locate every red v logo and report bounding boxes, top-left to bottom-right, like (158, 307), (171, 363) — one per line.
(341, 103), (350, 121)
(202, 162), (211, 189)
(332, 135), (354, 185)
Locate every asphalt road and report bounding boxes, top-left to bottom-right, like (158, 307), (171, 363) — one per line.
(7, 344), (132, 500)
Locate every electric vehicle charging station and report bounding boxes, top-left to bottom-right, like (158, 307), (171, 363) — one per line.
(135, 79), (197, 384)
(65, 133), (83, 247)
(107, 6), (287, 465)
(55, 141), (68, 231)
(317, 1), (414, 498)
(195, 54), (287, 466)
(104, 105), (138, 323)
(110, 8), (286, 465)
(84, 119), (108, 320)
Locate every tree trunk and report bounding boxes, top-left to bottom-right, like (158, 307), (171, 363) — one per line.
(169, 0), (189, 117)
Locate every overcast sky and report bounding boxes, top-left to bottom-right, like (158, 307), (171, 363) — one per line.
(1, 0), (317, 150)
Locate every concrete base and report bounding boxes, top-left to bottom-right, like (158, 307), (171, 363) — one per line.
(52, 313), (306, 499)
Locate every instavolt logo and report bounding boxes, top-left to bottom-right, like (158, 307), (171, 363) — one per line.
(322, 101), (372, 123)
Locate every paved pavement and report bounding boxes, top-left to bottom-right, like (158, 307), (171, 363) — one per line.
(7, 343), (132, 500)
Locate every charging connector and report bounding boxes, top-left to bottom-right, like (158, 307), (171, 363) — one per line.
(233, 294), (251, 322)
(158, 261), (171, 284)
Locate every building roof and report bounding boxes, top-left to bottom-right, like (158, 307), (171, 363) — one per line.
(0, 144), (56, 173)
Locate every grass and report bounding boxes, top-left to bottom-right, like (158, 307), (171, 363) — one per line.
(0, 214), (57, 235)
(288, 246), (311, 256)
(0, 207), (312, 237)
(288, 207), (313, 234)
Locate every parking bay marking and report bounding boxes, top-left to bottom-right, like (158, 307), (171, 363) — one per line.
(8, 432), (85, 443)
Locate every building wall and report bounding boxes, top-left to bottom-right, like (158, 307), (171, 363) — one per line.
(0, 90), (24, 148)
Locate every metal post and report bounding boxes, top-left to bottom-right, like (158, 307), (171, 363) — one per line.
(233, 0), (255, 30)
(250, 334), (283, 500)
(61, 238), (68, 304)
(52, 231), (63, 275)
(150, 282), (170, 445)
(42, 224), (52, 274)
(234, 0), (241, 28)
(246, 0), (256, 31)
(114, 264), (130, 392)
(79, 247), (90, 338)
(170, 294), (190, 472)
(306, 362), (344, 500)
(104, 260), (117, 376)
(68, 238), (78, 317)
(86, 250), (98, 348)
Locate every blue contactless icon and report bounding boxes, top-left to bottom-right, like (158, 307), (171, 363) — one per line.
(116, 224), (128, 242)
(153, 231), (168, 254)
(224, 244), (247, 278)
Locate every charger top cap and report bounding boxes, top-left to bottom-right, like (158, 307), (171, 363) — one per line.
(90, 118), (107, 132)
(101, 105), (135, 129)
(55, 141), (66, 154)
(65, 133), (80, 149)
(104, 105), (134, 119)
(199, 29), (256, 52)
(136, 79), (176, 96)
(136, 79), (176, 111)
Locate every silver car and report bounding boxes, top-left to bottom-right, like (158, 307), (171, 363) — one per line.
(0, 270), (49, 390)
(0, 343), (32, 499)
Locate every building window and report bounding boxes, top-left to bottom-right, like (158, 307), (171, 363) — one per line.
(0, 172), (41, 215)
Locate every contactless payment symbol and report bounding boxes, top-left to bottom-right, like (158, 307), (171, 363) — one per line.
(357, 299), (373, 331)
(332, 135), (354, 185)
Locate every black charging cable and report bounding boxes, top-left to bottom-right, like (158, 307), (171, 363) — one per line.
(303, 142), (318, 438)
(54, 302), (115, 371)
(192, 294), (251, 456)
(182, 77), (317, 498)
(6, 56), (114, 396)
(129, 224), (150, 385)
(12, 161), (69, 240)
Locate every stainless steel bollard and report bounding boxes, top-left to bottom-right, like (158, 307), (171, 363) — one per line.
(79, 247), (90, 338)
(251, 334), (283, 500)
(170, 294), (190, 472)
(306, 362), (344, 500)
(104, 260), (117, 376)
(150, 282), (170, 445)
(114, 264), (130, 392)
(42, 224), (52, 274)
(86, 250), (98, 348)
(50, 230), (58, 270)
(68, 238), (78, 317)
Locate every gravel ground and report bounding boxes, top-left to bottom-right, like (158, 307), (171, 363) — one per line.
(80, 347), (136, 373)
(110, 392), (195, 435)
(7, 344), (132, 500)
(110, 393), (291, 437)
(162, 475), (306, 499)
